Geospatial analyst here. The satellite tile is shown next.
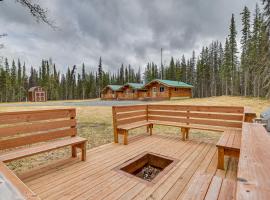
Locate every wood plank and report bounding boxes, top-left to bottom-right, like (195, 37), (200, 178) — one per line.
(117, 116), (147, 125)
(113, 105), (147, 113)
(0, 128), (76, 150)
(0, 109), (75, 125)
(149, 120), (227, 132)
(216, 133), (230, 147)
(204, 176), (223, 200)
(148, 105), (244, 113)
(117, 121), (151, 130)
(148, 116), (242, 128)
(180, 173), (213, 200)
(226, 133), (235, 148)
(218, 178), (236, 200)
(116, 110), (146, 120)
(148, 110), (243, 121)
(0, 119), (76, 137)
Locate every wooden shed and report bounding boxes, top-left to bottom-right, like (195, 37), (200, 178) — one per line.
(101, 85), (123, 100)
(119, 83), (147, 100)
(144, 79), (193, 100)
(28, 86), (47, 102)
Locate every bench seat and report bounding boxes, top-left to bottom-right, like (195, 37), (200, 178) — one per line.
(116, 121), (153, 145)
(0, 136), (87, 163)
(117, 121), (152, 131)
(182, 173), (236, 200)
(216, 130), (241, 169)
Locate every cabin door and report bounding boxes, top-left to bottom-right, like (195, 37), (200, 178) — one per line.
(152, 87), (157, 97)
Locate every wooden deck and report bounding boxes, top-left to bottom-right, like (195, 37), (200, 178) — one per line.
(19, 134), (238, 200)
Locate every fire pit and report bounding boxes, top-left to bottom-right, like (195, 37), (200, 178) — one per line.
(117, 152), (177, 183)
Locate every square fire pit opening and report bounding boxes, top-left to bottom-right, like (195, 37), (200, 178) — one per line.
(119, 152), (176, 183)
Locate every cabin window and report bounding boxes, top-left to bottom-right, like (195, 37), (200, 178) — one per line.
(160, 87), (165, 92)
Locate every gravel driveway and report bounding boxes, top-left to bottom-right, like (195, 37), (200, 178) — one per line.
(0, 100), (148, 107)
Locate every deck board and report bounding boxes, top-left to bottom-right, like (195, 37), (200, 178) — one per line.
(19, 134), (238, 200)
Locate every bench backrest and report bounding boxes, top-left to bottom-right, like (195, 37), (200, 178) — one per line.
(0, 108), (77, 150)
(148, 105), (245, 129)
(112, 105), (147, 128)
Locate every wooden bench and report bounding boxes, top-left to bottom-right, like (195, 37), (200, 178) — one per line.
(182, 173), (236, 199)
(0, 109), (87, 163)
(216, 129), (241, 170)
(112, 105), (152, 145)
(147, 105), (246, 140)
(143, 104), (254, 170)
(236, 123), (270, 200)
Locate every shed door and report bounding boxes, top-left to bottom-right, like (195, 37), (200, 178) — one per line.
(35, 92), (45, 102)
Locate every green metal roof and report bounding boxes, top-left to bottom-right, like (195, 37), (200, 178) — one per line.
(125, 83), (145, 89)
(147, 79), (193, 88)
(107, 85), (123, 91)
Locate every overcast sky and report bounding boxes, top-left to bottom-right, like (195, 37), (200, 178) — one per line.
(0, 0), (258, 73)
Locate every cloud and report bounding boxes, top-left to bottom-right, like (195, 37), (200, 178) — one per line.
(0, 0), (258, 73)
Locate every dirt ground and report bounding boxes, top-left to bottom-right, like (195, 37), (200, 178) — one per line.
(1, 96), (269, 173)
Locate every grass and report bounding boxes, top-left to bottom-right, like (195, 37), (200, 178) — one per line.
(1, 96), (269, 173)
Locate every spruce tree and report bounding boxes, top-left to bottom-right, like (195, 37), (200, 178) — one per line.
(228, 14), (238, 95)
(240, 6), (251, 96)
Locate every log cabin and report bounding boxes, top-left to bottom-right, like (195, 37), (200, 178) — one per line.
(101, 85), (123, 100)
(144, 79), (193, 100)
(118, 83), (147, 100)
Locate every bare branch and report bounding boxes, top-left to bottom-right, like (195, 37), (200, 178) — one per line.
(16, 0), (57, 29)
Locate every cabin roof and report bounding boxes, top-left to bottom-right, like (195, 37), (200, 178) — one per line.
(123, 83), (145, 90)
(145, 79), (193, 88)
(105, 85), (123, 91)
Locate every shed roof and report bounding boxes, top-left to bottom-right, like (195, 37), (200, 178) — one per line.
(145, 79), (193, 88)
(28, 86), (43, 92)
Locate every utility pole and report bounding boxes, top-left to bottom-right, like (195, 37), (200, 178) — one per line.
(161, 48), (163, 79)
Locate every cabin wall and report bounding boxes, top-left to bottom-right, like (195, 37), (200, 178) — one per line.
(119, 86), (138, 100)
(138, 91), (147, 99)
(116, 91), (125, 99)
(102, 88), (116, 100)
(146, 83), (170, 99)
(170, 88), (192, 97)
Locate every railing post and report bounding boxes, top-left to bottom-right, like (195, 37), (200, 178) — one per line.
(244, 107), (257, 123)
(112, 106), (118, 143)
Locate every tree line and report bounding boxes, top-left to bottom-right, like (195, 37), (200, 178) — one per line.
(0, 1), (270, 102)
(144, 3), (270, 98)
(0, 57), (142, 101)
